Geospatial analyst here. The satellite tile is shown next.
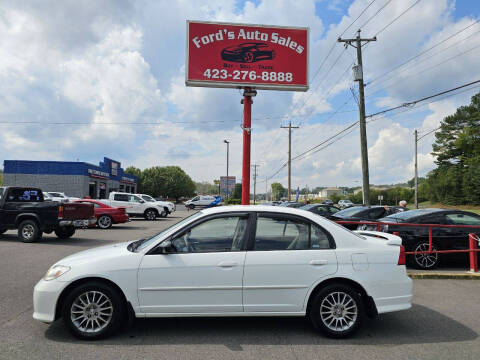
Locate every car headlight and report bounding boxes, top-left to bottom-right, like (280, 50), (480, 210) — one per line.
(43, 265), (71, 281)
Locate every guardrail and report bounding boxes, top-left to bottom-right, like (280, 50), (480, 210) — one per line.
(334, 220), (480, 272)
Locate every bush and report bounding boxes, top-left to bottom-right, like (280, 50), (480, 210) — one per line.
(227, 198), (241, 205)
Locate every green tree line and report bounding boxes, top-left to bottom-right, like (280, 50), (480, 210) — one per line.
(125, 166), (196, 202)
(421, 92), (480, 205)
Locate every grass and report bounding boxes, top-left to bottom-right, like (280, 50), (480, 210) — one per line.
(418, 201), (480, 214)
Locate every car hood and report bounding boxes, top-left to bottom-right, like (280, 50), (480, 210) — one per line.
(55, 241), (131, 266)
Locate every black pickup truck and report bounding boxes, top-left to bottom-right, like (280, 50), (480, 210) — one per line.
(0, 187), (95, 242)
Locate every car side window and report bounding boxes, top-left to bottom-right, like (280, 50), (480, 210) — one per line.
(367, 208), (386, 219)
(192, 196), (200, 201)
(254, 215), (332, 251)
(171, 216), (248, 253)
(445, 213), (480, 225)
(114, 194), (129, 202)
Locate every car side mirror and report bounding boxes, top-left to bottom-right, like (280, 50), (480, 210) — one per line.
(157, 239), (175, 254)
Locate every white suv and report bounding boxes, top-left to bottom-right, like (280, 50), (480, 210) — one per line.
(101, 192), (166, 220)
(136, 194), (175, 217)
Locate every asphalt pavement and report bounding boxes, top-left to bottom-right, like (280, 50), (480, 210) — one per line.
(0, 210), (479, 360)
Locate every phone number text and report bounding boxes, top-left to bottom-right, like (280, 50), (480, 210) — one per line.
(203, 69), (293, 82)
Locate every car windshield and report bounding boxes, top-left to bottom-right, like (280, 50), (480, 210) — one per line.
(333, 206), (366, 218)
(133, 212), (203, 251)
(381, 208), (442, 222)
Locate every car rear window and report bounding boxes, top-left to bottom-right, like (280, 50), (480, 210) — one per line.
(6, 189), (43, 202)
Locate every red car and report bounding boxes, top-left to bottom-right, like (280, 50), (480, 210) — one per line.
(74, 199), (129, 229)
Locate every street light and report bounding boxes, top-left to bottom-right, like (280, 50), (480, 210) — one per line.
(223, 140), (230, 203)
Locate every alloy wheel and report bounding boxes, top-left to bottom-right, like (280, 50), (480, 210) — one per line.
(320, 291), (358, 332)
(98, 216), (112, 229)
(22, 224), (35, 240)
(70, 290), (113, 334)
(414, 243), (438, 269)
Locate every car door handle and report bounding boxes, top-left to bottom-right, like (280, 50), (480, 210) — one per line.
(309, 260), (328, 266)
(217, 262), (238, 268)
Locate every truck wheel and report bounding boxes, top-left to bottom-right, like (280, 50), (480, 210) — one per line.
(97, 215), (113, 229)
(18, 220), (41, 243)
(144, 209), (157, 221)
(55, 226), (75, 239)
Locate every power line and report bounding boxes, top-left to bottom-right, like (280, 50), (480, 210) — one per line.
(357, 0), (394, 30)
(369, 32), (480, 96)
(368, 18), (480, 85)
(366, 79), (480, 118)
(0, 120), (229, 125)
(373, 0), (422, 36)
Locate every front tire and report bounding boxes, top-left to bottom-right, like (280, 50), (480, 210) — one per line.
(18, 220), (41, 243)
(55, 226), (75, 239)
(62, 281), (125, 340)
(97, 215), (113, 229)
(188, 204), (195, 210)
(0, 228), (7, 235)
(144, 209), (157, 221)
(309, 284), (363, 338)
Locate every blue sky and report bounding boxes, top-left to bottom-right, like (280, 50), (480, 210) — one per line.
(1, 0), (479, 189)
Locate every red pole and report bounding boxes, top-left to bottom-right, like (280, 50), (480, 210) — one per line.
(469, 233), (478, 272)
(428, 226), (433, 252)
(242, 90), (252, 205)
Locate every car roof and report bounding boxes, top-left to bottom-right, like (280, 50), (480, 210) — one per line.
(201, 205), (319, 217)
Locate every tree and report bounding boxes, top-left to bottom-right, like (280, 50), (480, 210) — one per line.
(424, 92), (480, 204)
(231, 183), (242, 199)
(271, 182), (286, 200)
(124, 166), (143, 192)
(195, 181), (219, 195)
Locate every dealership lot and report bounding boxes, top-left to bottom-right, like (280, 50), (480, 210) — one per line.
(0, 211), (479, 359)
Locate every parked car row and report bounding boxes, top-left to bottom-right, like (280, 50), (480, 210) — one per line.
(0, 187), (177, 242)
(296, 202), (480, 270)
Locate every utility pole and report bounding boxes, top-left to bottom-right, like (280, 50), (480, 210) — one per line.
(338, 29), (376, 205)
(414, 129), (418, 209)
(265, 176), (268, 202)
(251, 164), (260, 205)
(281, 121), (299, 201)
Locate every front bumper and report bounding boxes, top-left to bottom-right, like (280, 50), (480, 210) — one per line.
(33, 279), (65, 323)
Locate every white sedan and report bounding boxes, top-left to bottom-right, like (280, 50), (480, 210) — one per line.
(33, 206), (412, 340)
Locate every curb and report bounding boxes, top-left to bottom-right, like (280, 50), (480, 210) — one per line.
(408, 272), (480, 280)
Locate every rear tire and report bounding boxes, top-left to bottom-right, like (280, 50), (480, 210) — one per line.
(188, 204), (195, 210)
(62, 281), (125, 340)
(309, 284), (363, 338)
(18, 220), (41, 243)
(97, 215), (113, 229)
(55, 226), (75, 239)
(0, 228), (6, 235)
(411, 241), (439, 270)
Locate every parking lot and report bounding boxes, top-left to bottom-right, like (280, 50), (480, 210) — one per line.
(1, 210), (479, 360)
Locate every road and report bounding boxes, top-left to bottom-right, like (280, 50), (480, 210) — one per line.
(0, 210), (479, 360)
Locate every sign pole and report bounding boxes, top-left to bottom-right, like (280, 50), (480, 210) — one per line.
(242, 88), (253, 205)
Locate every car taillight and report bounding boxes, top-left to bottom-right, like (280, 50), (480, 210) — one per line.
(58, 205), (64, 219)
(398, 245), (406, 265)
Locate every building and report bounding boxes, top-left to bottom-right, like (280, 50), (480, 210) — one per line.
(319, 187), (344, 198)
(3, 157), (137, 199)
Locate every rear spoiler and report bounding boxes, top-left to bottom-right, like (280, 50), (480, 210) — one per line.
(353, 230), (402, 246)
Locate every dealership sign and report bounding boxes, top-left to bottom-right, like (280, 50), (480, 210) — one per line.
(186, 21), (308, 91)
